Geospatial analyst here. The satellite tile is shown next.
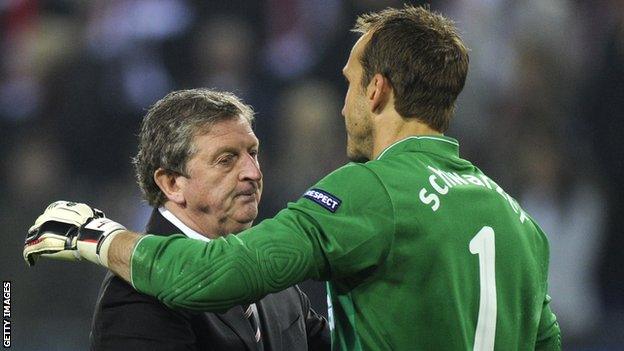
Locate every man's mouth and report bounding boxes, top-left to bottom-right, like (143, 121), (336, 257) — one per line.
(236, 186), (258, 199)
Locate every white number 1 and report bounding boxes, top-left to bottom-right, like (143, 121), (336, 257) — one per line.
(469, 226), (497, 351)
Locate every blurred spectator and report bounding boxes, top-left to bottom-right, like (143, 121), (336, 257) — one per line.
(191, 15), (255, 92)
(265, 80), (345, 211)
(263, 0), (344, 79)
(583, 1), (624, 345)
(519, 133), (605, 344)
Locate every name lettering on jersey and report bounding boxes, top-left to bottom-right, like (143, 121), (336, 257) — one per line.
(419, 166), (528, 223)
(303, 189), (342, 213)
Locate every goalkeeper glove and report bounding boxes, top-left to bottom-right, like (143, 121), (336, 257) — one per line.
(23, 201), (126, 267)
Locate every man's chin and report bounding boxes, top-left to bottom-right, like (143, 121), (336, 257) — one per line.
(347, 148), (370, 163)
(227, 215), (256, 234)
(345, 139), (370, 163)
(231, 206), (258, 228)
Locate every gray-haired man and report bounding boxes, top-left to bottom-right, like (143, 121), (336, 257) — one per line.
(88, 89), (329, 350)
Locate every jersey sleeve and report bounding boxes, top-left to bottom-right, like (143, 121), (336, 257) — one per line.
(131, 163), (395, 311)
(535, 294), (562, 351)
(529, 218), (561, 350)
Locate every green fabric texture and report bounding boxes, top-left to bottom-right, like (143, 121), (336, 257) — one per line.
(133, 136), (561, 350)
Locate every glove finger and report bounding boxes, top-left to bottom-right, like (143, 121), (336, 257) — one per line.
(93, 208), (105, 218)
(24, 231), (79, 266)
(25, 253), (37, 267)
(34, 206), (94, 229)
(27, 225), (39, 239)
(24, 232), (70, 254)
(24, 249), (78, 264)
(23, 243), (39, 266)
(29, 201), (97, 238)
(45, 201), (66, 210)
(41, 251), (82, 262)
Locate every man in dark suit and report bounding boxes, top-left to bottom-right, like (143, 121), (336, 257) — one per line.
(90, 89), (329, 350)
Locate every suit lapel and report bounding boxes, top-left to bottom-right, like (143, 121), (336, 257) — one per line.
(217, 306), (257, 350)
(144, 208), (181, 236)
(145, 208), (258, 350)
(255, 296), (283, 350)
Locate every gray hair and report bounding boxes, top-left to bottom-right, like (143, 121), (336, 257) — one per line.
(133, 88), (254, 206)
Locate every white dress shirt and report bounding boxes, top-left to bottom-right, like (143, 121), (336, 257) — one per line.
(158, 207), (211, 242)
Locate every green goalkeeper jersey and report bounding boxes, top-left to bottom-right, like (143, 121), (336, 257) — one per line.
(132, 136), (561, 350)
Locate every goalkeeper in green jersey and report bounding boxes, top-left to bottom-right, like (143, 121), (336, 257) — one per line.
(24, 5), (560, 350)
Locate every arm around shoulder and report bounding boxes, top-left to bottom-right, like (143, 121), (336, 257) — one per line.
(122, 163), (394, 312)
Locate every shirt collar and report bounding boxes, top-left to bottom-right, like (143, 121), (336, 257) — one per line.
(158, 207), (211, 242)
(375, 135), (459, 160)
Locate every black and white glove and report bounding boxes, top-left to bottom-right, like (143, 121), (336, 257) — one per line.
(23, 201), (126, 267)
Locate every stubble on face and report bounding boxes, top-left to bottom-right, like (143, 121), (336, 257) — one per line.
(345, 93), (374, 163)
(344, 33), (375, 163)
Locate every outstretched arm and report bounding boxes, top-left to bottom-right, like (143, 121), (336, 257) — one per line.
(107, 231), (142, 284)
(120, 211), (329, 311)
(24, 202), (329, 311)
(24, 164), (394, 311)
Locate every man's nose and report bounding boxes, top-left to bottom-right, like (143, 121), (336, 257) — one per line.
(240, 153), (262, 181)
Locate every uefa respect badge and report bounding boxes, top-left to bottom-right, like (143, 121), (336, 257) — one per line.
(303, 188), (342, 213)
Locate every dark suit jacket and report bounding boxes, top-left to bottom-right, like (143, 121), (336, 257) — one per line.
(90, 209), (330, 350)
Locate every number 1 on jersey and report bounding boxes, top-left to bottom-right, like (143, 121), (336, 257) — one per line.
(469, 226), (497, 351)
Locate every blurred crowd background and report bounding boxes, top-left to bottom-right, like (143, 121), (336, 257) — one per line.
(1, 0), (622, 349)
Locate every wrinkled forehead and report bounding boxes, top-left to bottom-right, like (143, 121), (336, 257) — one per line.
(194, 114), (253, 135)
(190, 116), (258, 154)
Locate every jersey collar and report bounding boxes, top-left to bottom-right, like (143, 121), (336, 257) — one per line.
(375, 135), (459, 160)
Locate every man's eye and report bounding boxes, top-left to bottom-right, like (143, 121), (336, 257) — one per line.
(217, 155), (235, 165)
(249, 150), (259, 158)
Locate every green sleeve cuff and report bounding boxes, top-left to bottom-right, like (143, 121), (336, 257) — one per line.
(130, 234), (181, 293)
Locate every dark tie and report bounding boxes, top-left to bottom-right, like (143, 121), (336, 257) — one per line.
(243, 303), (263, 347)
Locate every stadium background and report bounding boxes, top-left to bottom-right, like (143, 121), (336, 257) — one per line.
(1, 0), (622, 349)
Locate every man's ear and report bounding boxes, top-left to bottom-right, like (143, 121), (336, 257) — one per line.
(154, 168), (186, 205)
(367, 73), (391, 114)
